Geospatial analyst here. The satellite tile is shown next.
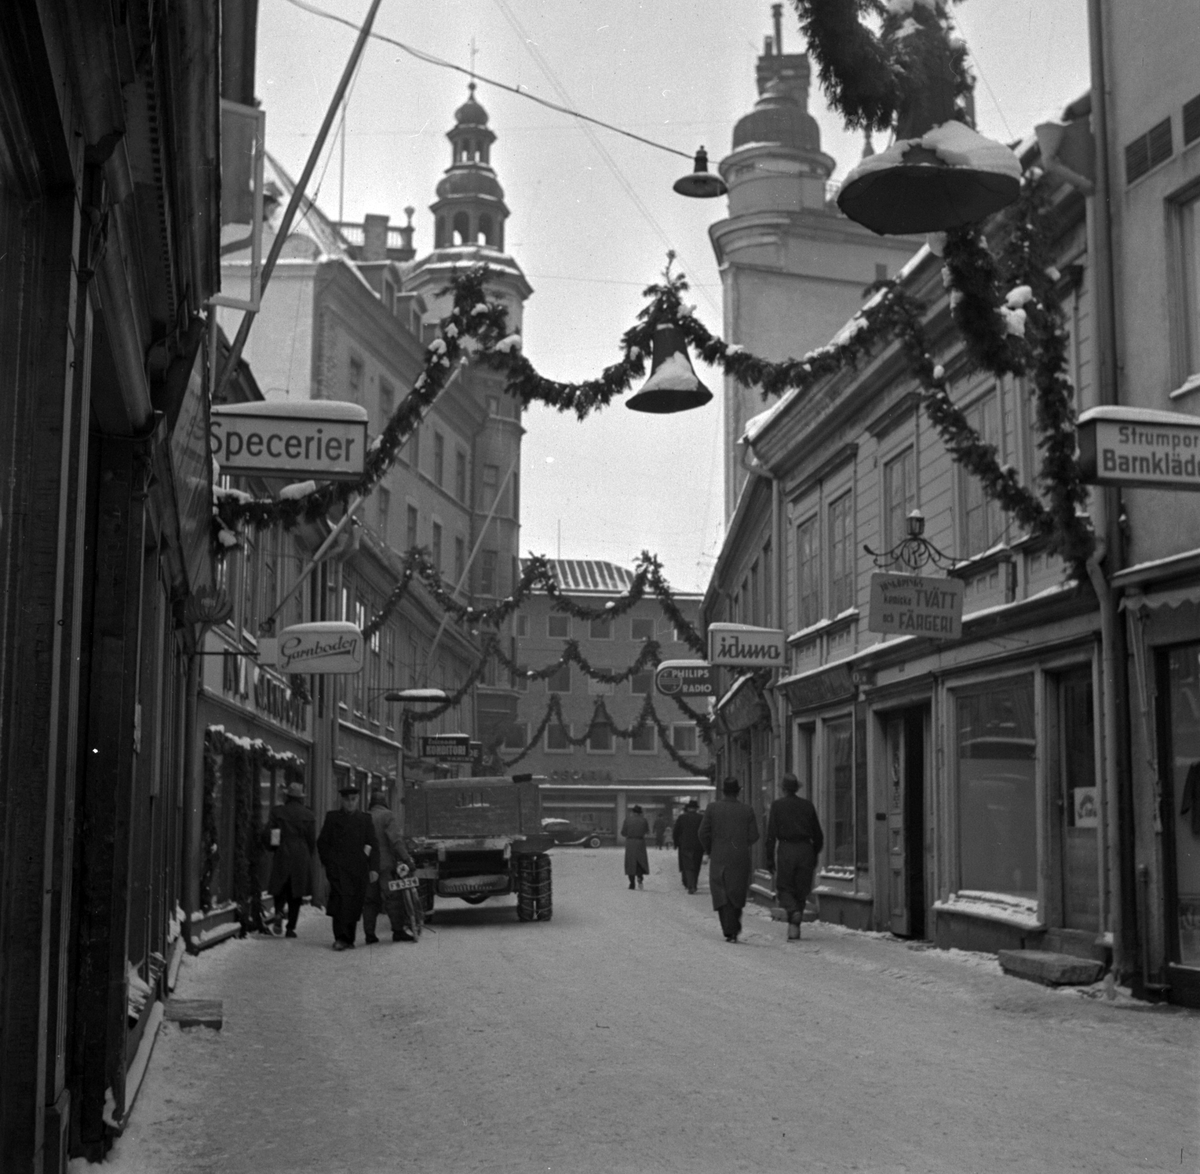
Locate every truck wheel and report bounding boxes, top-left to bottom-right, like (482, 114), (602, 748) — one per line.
(534, 854), (552, 922)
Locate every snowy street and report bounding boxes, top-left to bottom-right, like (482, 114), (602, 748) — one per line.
(93, 849), (1198, 1174)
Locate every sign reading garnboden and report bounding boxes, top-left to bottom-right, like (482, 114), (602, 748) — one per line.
(707, 623), (786, 667)
(868, 572), (963, 640)
(1077, 405), (1200, 491)
(259, 622), (364, 674)
(211, 400), (369, 480)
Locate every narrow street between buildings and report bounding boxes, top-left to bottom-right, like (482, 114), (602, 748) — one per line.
(89, 849), (1198, 1174)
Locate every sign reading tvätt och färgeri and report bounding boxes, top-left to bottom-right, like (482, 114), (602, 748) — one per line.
(210, 400), (369, 480)
(654, 660), (715, 697)
(1077, 405), (1200, 490)
(868, 572), (963, 640)
(707, 623), (786, 668)
(258, 622), (364, 674)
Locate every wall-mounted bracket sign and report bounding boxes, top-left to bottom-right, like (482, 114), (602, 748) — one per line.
(1077, 405), (1200, 490)
(421, 734), (472, 761)
(211, 400), (369, 480)
(257, 622), (364, 674)
(868, 572), (963, 640)
(707, 623), (786, 668)
(654, 660), (715, 697)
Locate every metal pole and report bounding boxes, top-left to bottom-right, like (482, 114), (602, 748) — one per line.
(215, 0), (384, 402)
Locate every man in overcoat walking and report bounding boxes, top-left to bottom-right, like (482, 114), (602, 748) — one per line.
(317, 781), (380, 950)
(620, 804), (650, 889)
(672, 798), (704, 893)
(765, 773), (824, 941)
(265, 781), (317, 938)
(698, 777), (759, 942)
(362, 788), (417, 943)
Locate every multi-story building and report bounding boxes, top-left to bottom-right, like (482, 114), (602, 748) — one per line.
(509, 559), (714, 840)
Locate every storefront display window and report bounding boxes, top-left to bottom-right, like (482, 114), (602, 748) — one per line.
(955, 677), (1037, 898)
(827, 717), (854, 866)
(1166, 643), (1200, 967)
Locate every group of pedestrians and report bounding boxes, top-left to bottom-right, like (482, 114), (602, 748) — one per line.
(261, 780), (418, 950)
(619, 775), (823, 944)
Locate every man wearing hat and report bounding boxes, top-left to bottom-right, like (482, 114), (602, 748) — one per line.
(672, 798), (704, 894)
(698, 777), (759, 942)
(362, 788), (417, 943)
(264, 781), (317, 938)
(620, 804), (650, 889)
(765, 773), (824, 942)
(317, 781), (380, 950)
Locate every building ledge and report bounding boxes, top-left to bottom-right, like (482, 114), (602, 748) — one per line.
(933, 890), (1044, 931)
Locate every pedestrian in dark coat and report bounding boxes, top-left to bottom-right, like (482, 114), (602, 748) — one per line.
(316, 782), (380, 949)
(621, 804), (650, 889)
(264, 782), (317, 937)
(673, 799), (704, 893)
(362, 789), (417, 943)
(765, 773), (824, 942)
(698, 778), (759, 942)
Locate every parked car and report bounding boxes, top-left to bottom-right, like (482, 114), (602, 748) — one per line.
(541, 817), (608, 849)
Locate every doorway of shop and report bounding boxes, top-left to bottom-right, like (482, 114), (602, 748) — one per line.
(1052, 667), (1100, 935)
(883, 706), (928, 938)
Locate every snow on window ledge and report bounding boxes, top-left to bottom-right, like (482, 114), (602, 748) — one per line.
(1169, 373), (1200, 401)
(933, 890), (1043, 930)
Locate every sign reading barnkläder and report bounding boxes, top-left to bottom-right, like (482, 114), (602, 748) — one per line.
(270, 622), (364, 674)
(655, 660), (715, 698)
(1077, 405), (1200, 491)
(707, 623), (786, 668)
(868, 572), (963, 640)
(211, 400), (369, 480)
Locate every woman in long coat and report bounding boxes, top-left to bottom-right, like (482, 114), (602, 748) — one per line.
(620, 804), (650, 890)
(698, 778), (759, 941)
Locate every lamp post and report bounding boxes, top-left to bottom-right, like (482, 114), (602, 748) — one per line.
(384, 688), (451, 797)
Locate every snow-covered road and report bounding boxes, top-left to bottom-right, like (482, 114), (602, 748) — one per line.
(85, 848), (1198, 1173)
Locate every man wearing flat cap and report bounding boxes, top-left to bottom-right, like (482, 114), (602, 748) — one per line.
(264, 781), (316, 938)
(765, 773), (824, 941)
(673, 798), (704, 894)
(317, 781), (380, 950)
(698, 777), (759, 942)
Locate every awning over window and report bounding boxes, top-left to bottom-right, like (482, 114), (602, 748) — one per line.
(775, 658), (858, 713)
(713, 673), (772, 736)
(1121, 584), (1200, 613)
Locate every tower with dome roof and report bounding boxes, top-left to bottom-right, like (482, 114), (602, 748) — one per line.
(709, 6), (920, 517)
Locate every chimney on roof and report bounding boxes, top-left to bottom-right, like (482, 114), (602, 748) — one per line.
(395, 206), (416, 261)
(363, 213), (389, 262)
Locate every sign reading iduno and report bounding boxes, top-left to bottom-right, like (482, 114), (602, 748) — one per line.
(211, 400), (368, 480)
(275, 622), (364, 674)
(655, 660), (715, 697)
(707, 623), (786, 668)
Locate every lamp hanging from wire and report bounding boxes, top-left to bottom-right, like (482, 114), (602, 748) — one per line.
(673, 146), (727, 199)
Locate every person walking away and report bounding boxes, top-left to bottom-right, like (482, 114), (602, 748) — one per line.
(652, 809), (668, 850)
(264, 781), (317, 938)
(673, 798), (704, 893)
(316, 781), (380, 950)
(698, 778), (759, 942)
(765, 773), (824, 941)
(621, 804), (650, 889)
(363, 788), (417, 943)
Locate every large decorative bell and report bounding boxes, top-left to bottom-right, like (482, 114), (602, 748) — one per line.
(626, 324), (713, 414)
(673, 146), (727, 199)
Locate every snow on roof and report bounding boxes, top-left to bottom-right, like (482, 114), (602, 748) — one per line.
(1077, 405), (1200, 426)
(212, 400), (368, 421)
(519, 558), (636, 594)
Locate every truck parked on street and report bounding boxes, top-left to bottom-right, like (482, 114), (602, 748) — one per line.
(404, 776), (554, 922)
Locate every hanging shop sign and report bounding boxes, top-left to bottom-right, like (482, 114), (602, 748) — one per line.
(777, 661), (858, 713)
(707, 623), (786, 668)
(420, 734), (472, 761)
(210, 400), (369, 480)
(258, 622), (364, 674)
(868, 572), (963, 640)
(1077, 406), (1200, 491)
(655, 660), (715, 698)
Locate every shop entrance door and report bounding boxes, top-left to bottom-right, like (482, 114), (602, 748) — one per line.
(884, 707), (927, 938)
(1055, 668), (1100, 931)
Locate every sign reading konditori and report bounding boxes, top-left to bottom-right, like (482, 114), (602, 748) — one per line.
(655, 660), (715, 697)
(707, 623), (786, 668)
(421, 734), (472, 761)
(868, 572), (963, 640)
(210, 400), (369, 480)
(269, 622), (364, 674)
(1077, 406), (1200, 491)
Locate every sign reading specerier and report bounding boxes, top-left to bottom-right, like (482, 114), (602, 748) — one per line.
(868, 573), (963, 640)
(211, 400), (368, 480)
(707, 623), (786, 667)
(1077, 405), (1200, 491)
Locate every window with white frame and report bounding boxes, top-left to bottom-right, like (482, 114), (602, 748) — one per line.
(502, 721), (528, 750)
(672, 724), (698, 754)
(630, 671), (651, 695)
(883, 447), (915, 551)
(548, 614), (570, 639)
(826, 716), (854, 866)
(587, 720), (614, 753)
(546, 722), (572, 752)
(828, 492), (854, 616)
(1174, 187), (1200, 385)
(960, 392), (1003, 555)
(630, 724), (656, 753)
(795, 514), (820, 629)
(547, 663), (571, 693)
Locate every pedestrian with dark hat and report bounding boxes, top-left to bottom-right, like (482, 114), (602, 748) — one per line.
(673, 798), (704, 893)
(765, 773), (824, 941)
(316, 780), (380, 950)
(620, 803), (650, 889)
(263, 781), (317, 938)
(362, 788), (417, 943)
(698, 777), (759, 942)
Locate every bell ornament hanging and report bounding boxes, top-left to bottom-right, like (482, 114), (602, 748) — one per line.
(626, 324), (713, 415)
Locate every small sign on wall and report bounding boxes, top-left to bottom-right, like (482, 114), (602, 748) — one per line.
(868, 573), (963, 640)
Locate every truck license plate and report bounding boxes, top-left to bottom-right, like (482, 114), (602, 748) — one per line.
(387, 876), (420, 892)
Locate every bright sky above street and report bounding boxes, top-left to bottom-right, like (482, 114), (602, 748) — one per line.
(256, 0), (1091, 592)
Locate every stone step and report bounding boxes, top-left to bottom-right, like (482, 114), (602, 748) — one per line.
(998, 949), (1105, 987)
(164, 998), (224, 1029)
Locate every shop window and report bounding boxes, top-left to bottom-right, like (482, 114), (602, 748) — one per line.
(1164, 643), (1200, 966)
(548, 614), (570, 639)
(826, 717), (855, 866)
(955, 676), (1037, 898)
(631, 617), (655, 641)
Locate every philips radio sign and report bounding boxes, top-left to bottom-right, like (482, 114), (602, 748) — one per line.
(707, 623), (786, 668)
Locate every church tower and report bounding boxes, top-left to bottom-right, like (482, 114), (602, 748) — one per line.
(710, 5), (920, 517)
